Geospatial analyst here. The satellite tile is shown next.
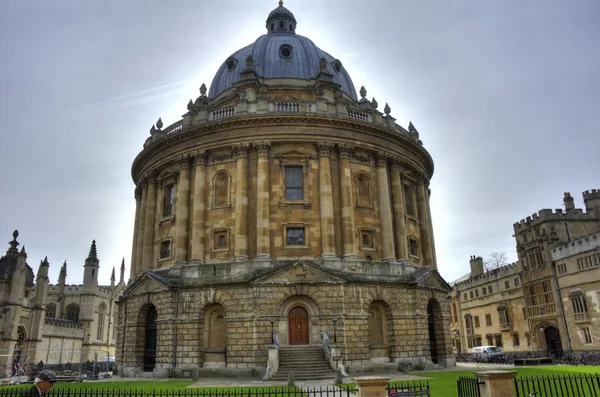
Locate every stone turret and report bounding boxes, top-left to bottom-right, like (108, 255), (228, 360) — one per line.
(83, 240), (99, 289)
(33, 257), (49, 308)
(469, 255), (484, 278)
(563, 192), (575, 211)
(110, 266), (115, 287)
(9, 242), (27, 304)
(58, 261), (67, 317)
(583, 189), (600, 217)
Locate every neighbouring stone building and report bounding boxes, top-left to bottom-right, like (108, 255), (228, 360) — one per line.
(449, 257), (529, 354)
(451, 189), (600, 354)
(0, 231), (126, 377)
(116, 2), (453, 378)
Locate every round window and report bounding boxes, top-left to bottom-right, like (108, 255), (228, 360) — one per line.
(279, 44), (293, 59)
(226, 57), (237, 71)
(333, 60), (342, 73)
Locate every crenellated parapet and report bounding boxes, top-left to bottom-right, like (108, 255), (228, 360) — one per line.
(454, 262), (520, 289)
(551, 231), (600, 261)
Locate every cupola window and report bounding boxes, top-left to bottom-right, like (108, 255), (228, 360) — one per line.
(279, 21), (284, 29)
(333, 59), (343, 73)
(225, 57), (237, 71)
(279, 44), (293, 59)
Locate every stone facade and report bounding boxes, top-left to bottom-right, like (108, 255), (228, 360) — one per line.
(0, 232), (126, 377)
(451, 190), (600, 354)
(117, 2), (453, 378)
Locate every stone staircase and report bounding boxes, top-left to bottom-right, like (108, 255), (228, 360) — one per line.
(270, 345), (335, 381)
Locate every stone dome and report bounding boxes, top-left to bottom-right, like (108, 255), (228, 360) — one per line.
(208, 3), (358, 101)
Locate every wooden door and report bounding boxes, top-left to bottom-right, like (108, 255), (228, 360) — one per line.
(288, 306), (309, 345)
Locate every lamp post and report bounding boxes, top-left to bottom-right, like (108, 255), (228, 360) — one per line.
(270, 320), (275, 345)
(332, 318), (338, 343)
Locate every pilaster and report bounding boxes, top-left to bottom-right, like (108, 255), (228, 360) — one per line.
(317, 141), (337, 260)
(131, 187), (142, 278)
(417, 174), (433, 267)
(135, 182), (148, 276)
(142, 172), (158, 270)
(338, 144), (357, 261)
(376, 152), (395, 262)
(190, 151), (207, 263)
(233, 143), (250, 262)
(391, 160), (408, 260)
(255, 141), (271, 261)
(175, 155), (191, 263)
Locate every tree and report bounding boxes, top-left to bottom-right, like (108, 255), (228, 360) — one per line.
(484, 251), (509, 271)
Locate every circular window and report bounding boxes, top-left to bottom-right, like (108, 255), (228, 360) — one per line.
(333, 60), (342, 73)
(226, 57), (237, 71)
(279, 44), (293, 59)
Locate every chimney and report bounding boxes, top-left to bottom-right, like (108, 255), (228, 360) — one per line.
(563, 192), (575, 211)
(469, 255), (484, 277)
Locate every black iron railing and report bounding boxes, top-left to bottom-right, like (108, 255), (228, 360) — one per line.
(387, 381), (430, 396)
(514, 373), (600, 397)
(455, 350), (600, 366)
(457, 376), (482, 397)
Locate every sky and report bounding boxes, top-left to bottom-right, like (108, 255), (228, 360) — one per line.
(0, 0), (598, 286)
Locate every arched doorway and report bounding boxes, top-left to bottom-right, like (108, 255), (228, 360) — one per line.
(143, 306), (157, 371)
(288, 306), (309, 345)
(544, 326), (563, 357)
(427, 299), (446, 364)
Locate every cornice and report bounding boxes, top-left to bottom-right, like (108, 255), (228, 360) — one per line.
(131, 114), (434, 181)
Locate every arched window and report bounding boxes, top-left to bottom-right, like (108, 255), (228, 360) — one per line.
(213, 171), (230, 206)
(356, 173), (372, 207)
(97, 303), (106, 341)
(45, 303), (56, 318)
(65, 304), (80, 322)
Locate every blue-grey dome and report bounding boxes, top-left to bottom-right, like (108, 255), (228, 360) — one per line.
(208, 33), (358, 101)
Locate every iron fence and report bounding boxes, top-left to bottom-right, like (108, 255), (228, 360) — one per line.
(387, 381), (430, 396)
(457, 376), (482, 397)
(514, 373), (600, 397)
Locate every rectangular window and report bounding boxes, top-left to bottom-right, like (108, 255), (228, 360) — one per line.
(474, 316), (480, 328)
(482, 287), (487, 296)
(212, 229), (229, 250)
(474, 336), (482, 347)
(577, 258), (584, 270)
(408, 238), (419, 257)
(467, 338), (473, 349)
(475, 289), (479, 297)
(522, 307), (527, 319)
(494, 334), (503, 348)
(404, 184), (415, 216)
(557, 263), (567, 275)
(163, 184), (175, 216)
(470, 291), (474, 299)
(488, 286), (493, 294)
(594, 253), (600, 266)
(286, 227), (305, 246)
(505, 280), (510, 289)
(463, 293), (468, 300)
(583, 328), (593, 344)
(360, 230), (374, 249)
(485, 314), (492, 327)
(285, 166), (303, 200)
(499, 309), (510, 326)
(514, 277), (520, 287)
(159, 240), (171, 259)
(572, 295), (588, 314)
(486, 334), (494, 346)
(512, 333), (520, 347)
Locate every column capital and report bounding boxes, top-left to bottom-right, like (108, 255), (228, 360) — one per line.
(232, 142), (250, 158)
(194, 150), (207, 166)
(254, 141), (271, 157)
(178, 154), (192, 170)
(391, 156), (408, 171)
(376, 151), (392, 167)
(417, 171), (430, 185)
(316, 141), (335, 157)
(143, 169), (159, 184)
(337, 143), (354, 159)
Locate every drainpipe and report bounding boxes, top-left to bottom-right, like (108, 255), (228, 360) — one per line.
(552, 261), (572, 352)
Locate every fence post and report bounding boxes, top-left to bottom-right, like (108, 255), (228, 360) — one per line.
(474, 370), (517, 397)
(354, 376), (390, 397)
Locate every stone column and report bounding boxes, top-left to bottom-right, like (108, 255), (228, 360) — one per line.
(426, 187), (438, 268)
(390, 160), (408, 260)
(376, 152), (395, 262)
(338, 144), (357, 261)
(130, 187), (141, 278)
(255, 141), (271, 261)
(233, 143), (250, 262)
(174, 155), (191, 263)
(190, 151), (207, 263)
(317, 141), (337, 260)
(417, 175), (434, 266)
(135, 182), (148, 276)
(141, 173), (157, 270)
(474, 370), (517, 397)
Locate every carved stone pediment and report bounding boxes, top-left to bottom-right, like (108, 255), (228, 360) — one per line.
(251, 262), (345, 285)
(416, 270), (451, 292)
(124, 273), (170, 296)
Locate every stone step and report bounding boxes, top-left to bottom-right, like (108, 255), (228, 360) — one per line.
(271, 345), (334, 381)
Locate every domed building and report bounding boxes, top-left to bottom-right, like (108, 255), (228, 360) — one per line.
(117, 2), (453, 378)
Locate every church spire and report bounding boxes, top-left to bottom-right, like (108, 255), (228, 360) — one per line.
(58, 261), (67, 285)
(88, 240), (98, 260)
(111, 266), (116, 287)
(120, 257), (125, 283)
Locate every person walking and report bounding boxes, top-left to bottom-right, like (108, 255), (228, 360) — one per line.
(22, 370), (56, 396)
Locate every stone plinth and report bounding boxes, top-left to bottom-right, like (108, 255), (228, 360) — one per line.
(354, 376), (390, 397)
(475, 370), (517, 397)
